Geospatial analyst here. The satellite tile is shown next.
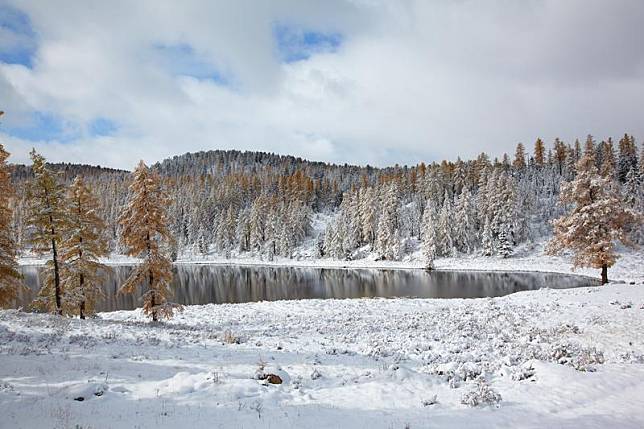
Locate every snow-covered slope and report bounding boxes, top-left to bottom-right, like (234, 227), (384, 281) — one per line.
(1, 283), (643, 428)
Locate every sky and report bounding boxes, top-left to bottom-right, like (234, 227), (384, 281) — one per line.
(1, 0), (643, 169)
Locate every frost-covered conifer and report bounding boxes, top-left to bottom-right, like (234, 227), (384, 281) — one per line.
(59, 177), (110, 318)
(421, 202), (437, 269)
(436, 191), (455, 256)
(481, 215), (494, 256)
(118, 161), (180, 320)
(0, 144), (22, 308)
(27, 150), (68, 314)
(547, 154), (641, 284)
(454, 188), (477, 253)
(497, 226), (513, 258)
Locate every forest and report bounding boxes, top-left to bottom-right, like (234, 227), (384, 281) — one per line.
(7, 135), (644, 262)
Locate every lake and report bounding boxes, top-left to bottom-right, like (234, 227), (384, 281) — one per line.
(15, 264), (600, 312)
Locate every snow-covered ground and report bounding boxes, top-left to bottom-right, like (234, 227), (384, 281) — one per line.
(1, 283), (643, 428)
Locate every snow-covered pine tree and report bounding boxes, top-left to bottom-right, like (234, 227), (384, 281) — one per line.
(60, 176), (110, 319)
(513, 143), (526, 170)
(375, 183), (399, 260)
(436, 191), (455, 256)
(421, 202), (437, 269)
(481, 215), (494, 256)
(359, 187), (376, 246)
(27, 150), (69, 315)
(534, 138), (545, 167)
(249, 196), (267, 252)
(497, 226), (513, 258)
(617, 134), (638, 183)
(547, 154), (641, 284)
(118, 161), (181, 320)
(453, 188), (477, 253)
(0, 143), (22, 308)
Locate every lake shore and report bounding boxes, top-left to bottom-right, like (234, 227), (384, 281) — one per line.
(18, 245), (644, 284)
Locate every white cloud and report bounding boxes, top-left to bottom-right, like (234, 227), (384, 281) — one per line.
(1, 0), (643, 169)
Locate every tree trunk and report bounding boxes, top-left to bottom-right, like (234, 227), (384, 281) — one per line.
(51, 235), (62, 315)
(601, 264), (608, 285)
(150, 270), (157, 322)
(79, 273), (85, 319)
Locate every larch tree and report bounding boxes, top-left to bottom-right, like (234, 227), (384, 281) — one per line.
(0, 143), (22, 307)
(119, 161), (181, 321)
(513, 143), (526, 170)
(547, 154), (641, 284)
(27, 150), (68, 314)
(60, 176), (110, 319)
(534, 138), (545, 167)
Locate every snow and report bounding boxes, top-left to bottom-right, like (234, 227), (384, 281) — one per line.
(1, 282), (644, 428)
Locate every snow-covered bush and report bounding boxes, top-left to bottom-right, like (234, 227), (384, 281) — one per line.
(550, 342), (605, 371)
(460, 378), (502, 408)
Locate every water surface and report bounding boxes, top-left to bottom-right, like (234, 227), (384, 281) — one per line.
(17, 264), (598, 312)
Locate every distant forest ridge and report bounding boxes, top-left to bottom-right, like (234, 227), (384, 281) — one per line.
(7, 137), (644, 264)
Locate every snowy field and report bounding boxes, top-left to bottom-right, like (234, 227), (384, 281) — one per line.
(8, 243), (644, 428)
(1, 280), (644, 428)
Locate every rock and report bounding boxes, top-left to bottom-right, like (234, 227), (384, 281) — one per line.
(266, 374), (282, 384)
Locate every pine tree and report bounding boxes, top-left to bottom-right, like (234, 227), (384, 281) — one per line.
(600, 138), (616, 178)
(498, 226), (513, 258)
(421, 202), (437, 269)
(534, 138), (545, 167)
(118, 161), (180, 320)
(513, 143), (526, 170)
(547, 154), (641, 284)
(553, 138), (567, 175)
(481, 215), (494, 256)
(453, 188), (477, 253)
(60, 176), (110, 319)
(0, 144), (22, 307)
(375, 184), (398, 260)
(27, 150), (68, 314)
(436, 191), (455, 256)
(617, 134), (638, 183)
(359, 187), (376, 245)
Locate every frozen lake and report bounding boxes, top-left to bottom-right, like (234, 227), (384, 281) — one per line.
(16, 264), (600, 312)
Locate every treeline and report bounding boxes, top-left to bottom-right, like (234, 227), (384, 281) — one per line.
(8, 135), (644, 264)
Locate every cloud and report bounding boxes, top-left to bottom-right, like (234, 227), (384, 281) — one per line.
(0, 0), (643, 169)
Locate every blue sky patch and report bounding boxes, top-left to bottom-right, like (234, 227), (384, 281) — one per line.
(5, 111), (80, 142)
(273, 23), (343, 63)
(0, 5), (37, 68)
(152, 43), (229, 84)
(88, 117), (117, 137)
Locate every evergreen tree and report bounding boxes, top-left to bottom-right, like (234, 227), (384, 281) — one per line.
(118, 161), (180, 320)
(0, 144), (22, 307)
(617, 134), (638, 183)
(547, 154), (641, 284)
(60, 177), (110, 318)
(359, 187), (376, 245)
(498, 226), (513, 258)
(600, 138), (616, 178)
(453, 188), (477, 253)
(481, 215), (494, 256)
(421, 202), (437, 269)
(513, 143), (526, 170)
(375, 184), (399, 260)
(436, 191), (455, 256)
(534, 138), (545, 166)
(27, 150), (68, 314)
